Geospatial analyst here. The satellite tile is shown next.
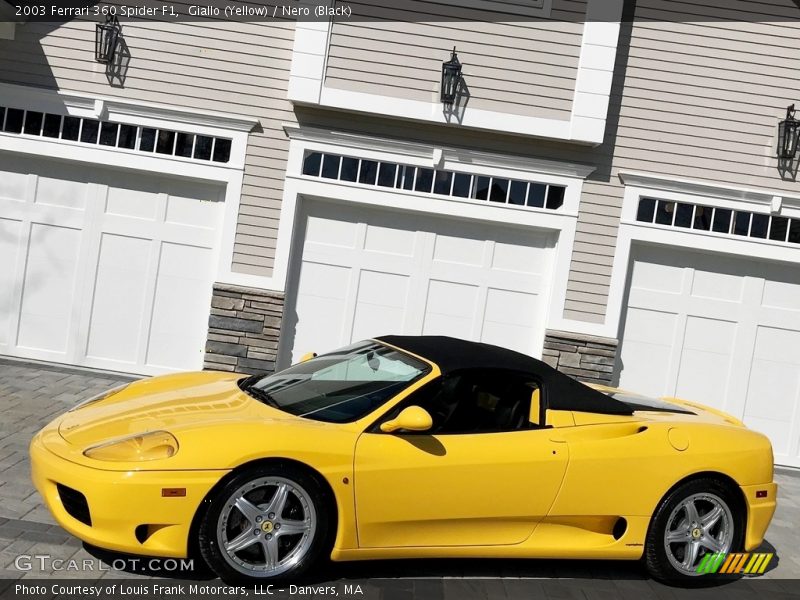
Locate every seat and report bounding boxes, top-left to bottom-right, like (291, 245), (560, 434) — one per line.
(428, 375), (473, 432)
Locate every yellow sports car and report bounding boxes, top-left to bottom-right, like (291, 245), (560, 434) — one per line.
(30, 336), (777, 584)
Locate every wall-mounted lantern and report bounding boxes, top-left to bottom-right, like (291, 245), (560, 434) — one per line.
(95, 15), (121, 64)
(440, 47), (462, 106)
(777, 104), (800, 159)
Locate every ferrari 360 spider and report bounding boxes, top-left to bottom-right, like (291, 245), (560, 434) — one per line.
(30, 336), (777, 583)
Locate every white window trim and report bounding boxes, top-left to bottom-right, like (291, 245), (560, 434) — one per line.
(268, 126), (598, 357)
(287, 0), (623, 146)
(0, 82), (261, 292)
(600, 172), (800, 341)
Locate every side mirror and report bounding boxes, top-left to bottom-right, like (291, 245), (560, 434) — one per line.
(299, 352), (317, 363)
(380, 406), (433, 433)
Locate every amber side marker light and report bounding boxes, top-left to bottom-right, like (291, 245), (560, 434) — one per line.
(756, 490), (769, 499)
(162, 488), (187, 497)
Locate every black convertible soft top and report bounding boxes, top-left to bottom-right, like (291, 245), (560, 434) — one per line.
(377, 335), (633, 416)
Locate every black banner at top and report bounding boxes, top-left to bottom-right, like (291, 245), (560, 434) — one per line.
(6, 0), (800, 23)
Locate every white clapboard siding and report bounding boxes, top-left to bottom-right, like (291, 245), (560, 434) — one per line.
(324, 0), (586, 120)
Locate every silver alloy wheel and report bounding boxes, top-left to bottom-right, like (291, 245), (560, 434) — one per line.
(216, 476), (317, 577)
(664, 492), (734, 576)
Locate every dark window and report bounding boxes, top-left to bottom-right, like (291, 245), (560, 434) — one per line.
(489, 178), (509, 203)
(414, 168), (434, 193)
(712, 208), (732, 234)
(394, 370), (538, 434)
(340, 157), (359, 182)
(42, 114), (62, 138)
(733, 212), (750, 236)
(655, 201), (674, 226)
(693, 206), (712, 231)
(61, 116), (80, 141)
(750, 213), (769, 239)
(769, 216), (789, 242)
(527, 183), (546, 208)
(321, 154), (341, 179)
(545, 185), (566, 210)
(156, 130), (175, 154)
(0, 107), (4, 127)
(4, 108), (24, 133)
(789, 220), (800, 244)
(174, 133), (193, 157)
(118, 124), (137, 149)
(474, 176), (491, 200)
(23, 111), (43, 135)
(509, 181), (527, 205)
(99, 122), (118, 146)
(140, 128), (157, 152)
(212, 138), (231, 163)
(452, 173), (472, 198)
(401, 166), (415, 190)
(377, 163), (397, 187)
(80, 119), (100, 143)
(359, 160), (378, 185)
(636, 198), (656, 223)
(302, 151), (322, 176)
(674, 203), (694, 228)
(433, 171), (452, 195)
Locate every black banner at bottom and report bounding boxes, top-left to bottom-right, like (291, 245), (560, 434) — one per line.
(1, 578), (799, 600)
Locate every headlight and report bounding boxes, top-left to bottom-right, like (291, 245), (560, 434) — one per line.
(69, 383), (130, 412)
(83, 431), (179, 462)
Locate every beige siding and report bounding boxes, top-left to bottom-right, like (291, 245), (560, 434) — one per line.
(0, 9), (295, 277)
(563, 0), (800, 323)
(325, 0), (586, 121)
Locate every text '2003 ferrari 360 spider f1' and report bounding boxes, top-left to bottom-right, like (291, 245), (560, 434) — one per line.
(30, 336), (776, 584)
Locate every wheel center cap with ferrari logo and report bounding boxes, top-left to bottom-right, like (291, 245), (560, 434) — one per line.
(692, 528), (702, 539)
(261, 521), (274, 533)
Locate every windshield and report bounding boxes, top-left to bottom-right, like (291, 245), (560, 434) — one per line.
(239, 341), (430, 423)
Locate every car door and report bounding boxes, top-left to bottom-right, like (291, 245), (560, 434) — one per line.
(353, 371), (569, 548)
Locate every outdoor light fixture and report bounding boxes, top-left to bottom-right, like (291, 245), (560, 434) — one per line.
(95, 15), (121, 64)
(440, 47), (462, 106)
(777, 104), (800, 159)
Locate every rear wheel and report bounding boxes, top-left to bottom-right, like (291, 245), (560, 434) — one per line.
(198, 465), (331, 583)
(645, 478), (743, 583)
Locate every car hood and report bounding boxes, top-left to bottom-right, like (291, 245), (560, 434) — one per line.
(57, 371), (294, 447)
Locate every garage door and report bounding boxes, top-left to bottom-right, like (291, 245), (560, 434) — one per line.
(617, 245), (800, 467)
(284, 200), (555, 365)
(0, 154), (223, 375)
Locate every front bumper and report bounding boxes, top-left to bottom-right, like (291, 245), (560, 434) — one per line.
(741, 482), (778, 551)
(30, 432), (228, 558)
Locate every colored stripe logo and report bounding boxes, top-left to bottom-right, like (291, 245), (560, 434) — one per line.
(696, 552), (773, 575)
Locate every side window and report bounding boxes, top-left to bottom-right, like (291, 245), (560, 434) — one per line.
(402, 371), (540, 434)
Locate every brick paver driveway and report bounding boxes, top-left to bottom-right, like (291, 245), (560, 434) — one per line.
(1, 357), (798, 588)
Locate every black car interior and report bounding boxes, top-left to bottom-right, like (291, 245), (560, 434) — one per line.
(399, 369), (539, 434)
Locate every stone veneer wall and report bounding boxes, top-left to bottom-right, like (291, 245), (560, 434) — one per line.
(203, 283), (285, 374)
(541, 329), (618, 385)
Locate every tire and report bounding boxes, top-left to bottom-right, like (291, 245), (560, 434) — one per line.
(198, 464), (332, 584)
(644, 478), (744, 584)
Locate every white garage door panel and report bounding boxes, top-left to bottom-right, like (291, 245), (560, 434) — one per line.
(618, 246), (800, 467)
(17, 224), (82, 355)
(86, 234), (151, 363)
(0, 155), (223, 375)
(0, 218), (22, 346)
(351, 270), (409, 342)
(145, 243), (215, 371)
(287, 201), (554, 364)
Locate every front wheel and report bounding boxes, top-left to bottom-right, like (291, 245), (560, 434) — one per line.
(198, 465), (331, 583)
(644, 478), (743, 583)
